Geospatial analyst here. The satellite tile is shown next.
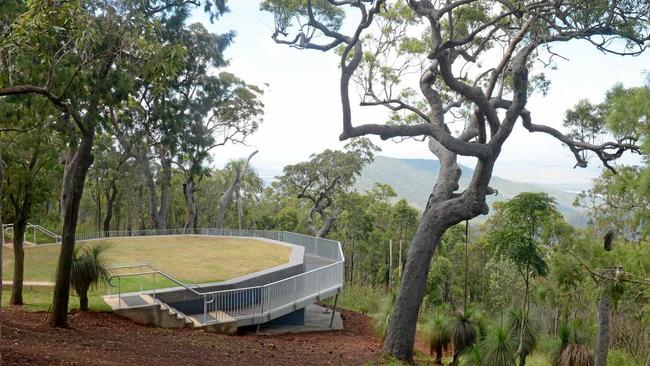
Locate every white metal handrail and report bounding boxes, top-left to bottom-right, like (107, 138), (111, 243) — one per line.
(2, 223), (62, 243)
(100, 229), (345, 326)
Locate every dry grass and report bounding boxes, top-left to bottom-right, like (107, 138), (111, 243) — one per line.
(2, 236), (292, 284)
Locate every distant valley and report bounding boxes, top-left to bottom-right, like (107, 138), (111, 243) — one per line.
(354, 156), (589, 226)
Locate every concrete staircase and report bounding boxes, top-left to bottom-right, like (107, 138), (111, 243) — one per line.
(104, 294), (192, 329)
(103, 293), (237, 333)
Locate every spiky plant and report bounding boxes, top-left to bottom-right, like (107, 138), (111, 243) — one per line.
(460, 345), (483, 366)
(556, 343), (595, 366)
(552, 323), (572, 366)
(371, 292), (395, 342)
(424, 312), (452, 365)
(450, 312), (478, 366)
(70, 244), (110, 311)
(552, 322), (595, 366)
(480, 325), (516, 366)
(508, 307), (538, 366)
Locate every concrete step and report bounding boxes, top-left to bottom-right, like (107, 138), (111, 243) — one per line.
(103, 293), (192, 329)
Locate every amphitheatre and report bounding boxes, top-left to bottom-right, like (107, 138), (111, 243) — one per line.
(2, 228), (345, 332)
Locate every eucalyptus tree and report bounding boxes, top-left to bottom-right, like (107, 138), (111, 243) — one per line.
(214, 150), (261, 229)
(85, 133), (127, 235)
(276, 138), (378, 237)
(0, 0), (221, 327)
(263, 0), (647, 360)
(176, 67), (263, 230)
(574, 81), (650, 243)
(111, 20), (263, 231)
(0, 105), (61, 305)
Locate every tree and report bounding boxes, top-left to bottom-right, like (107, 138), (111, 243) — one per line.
(263, 0), (646, 360)
(0, 0), (201, 327)
(277, 138), (378, 237)
(215, 150), (259, 229)
(575, 81), (650, 242)
(70, 244), (110, 311)
(170, 25), (263, 230)
(487, 192), (559, 366)
(0, 111), (60, 305)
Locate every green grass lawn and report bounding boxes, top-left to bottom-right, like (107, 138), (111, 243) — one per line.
(2, 235), (292, 306)
(1, 288), (112, 312)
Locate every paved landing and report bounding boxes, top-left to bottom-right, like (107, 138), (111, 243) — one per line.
(304, 256), (335, 271)
(255, 304), (343, 334)
(103, 294), (155, 309)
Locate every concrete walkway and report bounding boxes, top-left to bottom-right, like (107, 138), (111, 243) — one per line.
(255, 304), (343, 334)
(1, 280), (54, 290)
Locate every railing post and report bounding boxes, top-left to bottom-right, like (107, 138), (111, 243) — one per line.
(118, 277), (122, 309)
(203, 296), (207, 324)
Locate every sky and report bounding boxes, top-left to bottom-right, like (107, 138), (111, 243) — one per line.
(190, 1), (649, 185)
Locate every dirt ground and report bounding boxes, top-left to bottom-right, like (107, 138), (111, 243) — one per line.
(0, 307), (386, 366)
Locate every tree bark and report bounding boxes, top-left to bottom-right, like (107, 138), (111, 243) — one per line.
(595, 295), (611, 366)
(10, 217), (28, 305)
(78, 284), (90, 311)
(103, 180), (118, 236)
(383, 213), (449, 361)
(9, 153), (36, 306)
(183, 178), (197, 231)
(50, 128), (95, 327)
(79, 295), (89, 311)
(158, 152), (172, 229)
(215, 150), (257, 229)
(0, 150), (4, 311)
(434, 344), (443, 365)
(382, 138), (493, 361)
(140, 149), (169, 230)
(314, 208), (338, 238)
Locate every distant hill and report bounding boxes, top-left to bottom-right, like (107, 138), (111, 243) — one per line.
(355, 156), (588, 226)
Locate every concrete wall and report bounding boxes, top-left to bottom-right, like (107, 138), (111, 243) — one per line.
(114, 304), (188, 328)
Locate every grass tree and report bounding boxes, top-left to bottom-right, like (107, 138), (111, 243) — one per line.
(552, 323), (595, 366)
(507, 308), (538, 366)
(70, 245), (110, 311)
(371, 292), (396, 343)
(450, 311), (478, 366)
(424, 312), (451, 365)
(480, 325), (516, 366)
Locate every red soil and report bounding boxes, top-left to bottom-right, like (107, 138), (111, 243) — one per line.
(1, 307), (385, 366)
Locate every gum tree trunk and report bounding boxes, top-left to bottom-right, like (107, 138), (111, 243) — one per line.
(183, 178), (197, 231)
(383, 139), (495, 361)
(382, 207), (452, 360)
(0, 150), (4, 310)
(9, 155), (35, 306)
(103, 180), (118, 236)
(10, 217), (28, 305)
(50, 128), (95, 327)
(595, 295), (612, 366)
(215, 150), (257, 229)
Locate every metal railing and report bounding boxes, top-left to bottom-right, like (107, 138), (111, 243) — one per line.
(2, 223), (62, 244)
(107, 263), (213, 323)
(101, 229), (344, 326)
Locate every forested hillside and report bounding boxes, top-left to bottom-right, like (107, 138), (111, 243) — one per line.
(356, 156), (587, 225)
